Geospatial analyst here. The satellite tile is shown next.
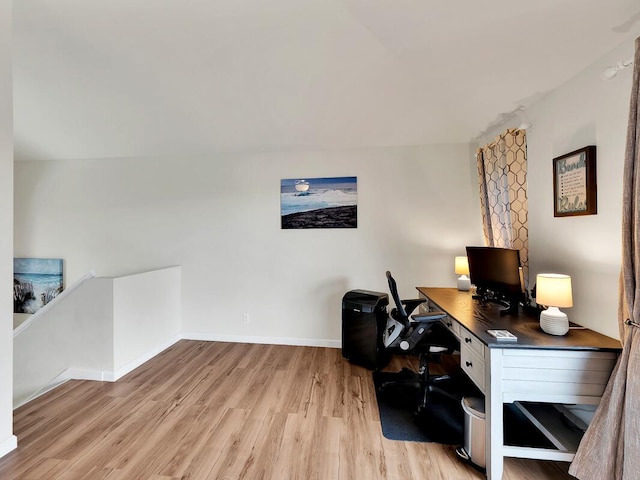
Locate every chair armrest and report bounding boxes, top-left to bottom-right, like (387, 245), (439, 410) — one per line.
(411, 311), (447, 323)
(401, 298), (426, 315)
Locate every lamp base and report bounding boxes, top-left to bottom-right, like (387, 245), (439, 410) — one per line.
(540, 307), (569, 336)
(457, 275), (471, 291)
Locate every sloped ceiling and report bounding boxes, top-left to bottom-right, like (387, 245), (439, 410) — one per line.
(12, 0), (640, 161)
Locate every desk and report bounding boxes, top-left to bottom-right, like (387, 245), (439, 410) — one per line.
(417, 287), (622, 480)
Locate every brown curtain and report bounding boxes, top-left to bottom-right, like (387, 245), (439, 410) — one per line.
(476, 128), (529, 288)
(569, 37), (640, 480)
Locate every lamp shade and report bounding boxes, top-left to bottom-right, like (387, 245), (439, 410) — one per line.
(536, 274), (573, 308)
(455, 256), (470, 275)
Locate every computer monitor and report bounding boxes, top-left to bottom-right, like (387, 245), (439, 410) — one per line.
(465, 246), (523, 314)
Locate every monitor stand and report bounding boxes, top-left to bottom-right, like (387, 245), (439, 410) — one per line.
(473, 294), (519, 315)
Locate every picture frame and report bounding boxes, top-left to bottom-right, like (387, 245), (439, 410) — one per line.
(553, 146), (597, 217)
(14, 258), (64, 314)
(280, 176), (357, 229)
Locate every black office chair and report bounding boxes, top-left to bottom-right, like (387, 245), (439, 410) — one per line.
(380, 271), (459, 414)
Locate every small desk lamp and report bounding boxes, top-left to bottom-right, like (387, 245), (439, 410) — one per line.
(536, 273), (573, 336)
(455, 256), (471, 291)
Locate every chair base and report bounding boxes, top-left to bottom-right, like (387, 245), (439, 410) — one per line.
(378, 353), (459, 415)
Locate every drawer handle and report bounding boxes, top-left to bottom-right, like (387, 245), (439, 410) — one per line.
(446, 321), (452, 327)
(465, 337), (472, 343)
(465, 361), (473, 367)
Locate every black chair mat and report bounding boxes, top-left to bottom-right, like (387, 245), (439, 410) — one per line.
(372, 370), (466, 444)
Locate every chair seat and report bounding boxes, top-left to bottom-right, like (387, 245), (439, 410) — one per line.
(382, 271), (461, 415)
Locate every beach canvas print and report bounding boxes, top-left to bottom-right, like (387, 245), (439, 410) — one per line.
(281, 176), (358, 229)
(14, 258), (64, 314)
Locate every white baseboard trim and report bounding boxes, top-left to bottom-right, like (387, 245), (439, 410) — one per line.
(0, 435), (17, 458)
(66, 368), (112, 382)
(13, 333), (338, 410)
(181, 332), (341, 349)
(14, 368), (100, 410)
(111, 334), (182, 381)
(68, 335), (181, 382)
(14, 370), (73, 409)
(14, 335), (183, 409)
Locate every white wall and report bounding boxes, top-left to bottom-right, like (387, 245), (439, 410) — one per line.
(13, 267), (182, 406)
(0, 0), (16, 458)
(113, 266), (181, 374)
(13, 278), (115, 407)
(525, 40), (636, 339)
(14, 145), (483, 345)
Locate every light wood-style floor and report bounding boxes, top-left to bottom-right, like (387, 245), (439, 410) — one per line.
(0, 340), (575, 479)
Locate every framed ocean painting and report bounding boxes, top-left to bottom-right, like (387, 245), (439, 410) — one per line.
(14, 258), (64, 314)
(280, 176), (358, 229)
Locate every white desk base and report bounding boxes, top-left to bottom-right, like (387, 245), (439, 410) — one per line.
(419, 290), (618, 480)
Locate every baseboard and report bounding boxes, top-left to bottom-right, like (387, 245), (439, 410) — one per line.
(13, 333), (336, 410)
(14, 335), (183, 409)
(0, 435), (17, 458)
(68, 335), (182, 382)
(14, 368), (100, 409)
(111, 334), (182, 381)
(66, 368), (113, 382)
(181, 332), (341, 349)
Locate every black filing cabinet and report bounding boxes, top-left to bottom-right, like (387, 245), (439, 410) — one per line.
(341, 290), (389, 370)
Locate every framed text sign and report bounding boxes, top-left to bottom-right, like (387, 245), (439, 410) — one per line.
(553, 146), (597, 217)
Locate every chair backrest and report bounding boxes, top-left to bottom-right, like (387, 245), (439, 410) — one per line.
(386, 271), (408, 323)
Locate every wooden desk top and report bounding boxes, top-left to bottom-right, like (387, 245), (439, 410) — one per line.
(417, 287), (622, 352)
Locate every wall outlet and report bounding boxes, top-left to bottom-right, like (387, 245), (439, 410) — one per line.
(243, 313), (250, 324)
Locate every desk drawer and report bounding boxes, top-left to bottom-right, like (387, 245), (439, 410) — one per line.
(461, 346), (485, 393)
(440, 315), (461, 338)
(419, 297), (461, 338)
(460, 327), (484, 359)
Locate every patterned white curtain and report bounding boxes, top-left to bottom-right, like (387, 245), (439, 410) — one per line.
(476, 128), (529, 288)
(569, 36), (640, 480)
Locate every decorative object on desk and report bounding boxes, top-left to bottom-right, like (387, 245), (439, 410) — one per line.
(455, 256), (471, 291)
(535, 273), (573, 335)
(553, 146), (597, 217)
(280, 176), (357, 229)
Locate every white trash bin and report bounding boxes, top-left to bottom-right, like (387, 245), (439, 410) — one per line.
(461, 396), (486, 468)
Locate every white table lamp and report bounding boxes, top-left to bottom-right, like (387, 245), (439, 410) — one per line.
(455, 256), (471, 291)
(536, 274), (573, 335)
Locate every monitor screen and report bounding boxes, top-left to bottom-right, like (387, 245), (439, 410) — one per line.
(465, 246), (522, 302)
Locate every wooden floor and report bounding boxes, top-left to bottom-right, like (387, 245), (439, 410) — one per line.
(0, 340), (575, 479)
